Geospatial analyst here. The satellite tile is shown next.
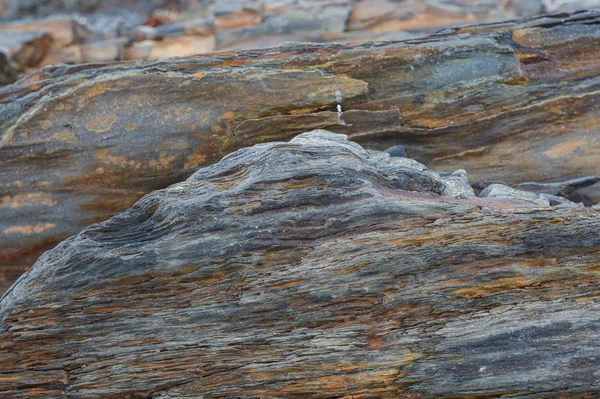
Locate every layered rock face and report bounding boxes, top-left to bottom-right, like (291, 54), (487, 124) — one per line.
(1, 131), (600, 398)
(2, 10), (600, 293)
(1, 0), (599, 82)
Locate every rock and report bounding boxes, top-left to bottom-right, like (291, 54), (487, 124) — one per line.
(346, 0), (544, 33)
(214, 3), (352, 49)
(0, 28), (52, 84)
(0, 0), (192, 20)
(1, 10), (600, 294)
(474, 176), (600, 206)
(443, 169), (477, 200)
(2, 15), (75, 45)
(0, 52), (16, 85)
(0, 0), (574, 78)
(517, 176), (600, 197)
(575, 182), (600, 206)
(544, 0), (600, 12)
(479, 183), (551, 207)
(1, 130), (600, 398)
(385, 144), (407, 158)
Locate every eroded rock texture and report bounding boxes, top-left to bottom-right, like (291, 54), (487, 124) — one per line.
(1, 10), (600, 293)
(1, 131), (600, 398)
(2, 0), (599, 82)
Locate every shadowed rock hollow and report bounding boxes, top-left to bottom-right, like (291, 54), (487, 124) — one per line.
(1, 131), (600, 398)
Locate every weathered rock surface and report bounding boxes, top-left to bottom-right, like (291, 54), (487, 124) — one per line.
(0, 29), (52, 84)
(2, 10), (600, 294)
(2, 0), (599, 81)
(1, 131), (599, 398)
(474, 176), (600, 206)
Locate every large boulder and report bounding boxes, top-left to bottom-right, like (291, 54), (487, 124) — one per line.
(1, 131), (600, 398)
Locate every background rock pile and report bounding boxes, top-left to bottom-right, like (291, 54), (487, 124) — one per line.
(2, 0), (600, 84)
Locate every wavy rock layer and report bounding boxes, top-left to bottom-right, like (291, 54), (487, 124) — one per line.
(1, 10), (600, 293)
(1, 131), (599, 398)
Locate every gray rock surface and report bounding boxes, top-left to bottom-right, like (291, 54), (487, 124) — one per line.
(1, 131), (600, 398)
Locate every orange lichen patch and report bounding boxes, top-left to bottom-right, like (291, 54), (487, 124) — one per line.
(94, 150), (141, 169)
(124, 122), (136, 131)
(86, 114), (117, 132)
(192, 72), (205, 79)
(149, 152), (178, 170)
(3, 223), (55, 235)
(222, 111), (235, 120)
(48, 129), (77, 144)
(1, 192), (56, 208)
(85, 83), (110, 98)
(184, 153), (207, 169)
(544, 139), (586, 159)
(39, 119), (52, 130)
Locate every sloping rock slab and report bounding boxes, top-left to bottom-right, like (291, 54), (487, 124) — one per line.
(1, 131), (600, 398)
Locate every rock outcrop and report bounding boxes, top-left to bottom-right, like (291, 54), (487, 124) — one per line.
(2, 10), (600, 293)
(2, 0), (600, 82)
(1, 131), (599, 398)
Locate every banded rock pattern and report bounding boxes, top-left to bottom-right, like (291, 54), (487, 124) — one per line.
(2, 10), (600, 293)
(1, 131), (600, 398)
